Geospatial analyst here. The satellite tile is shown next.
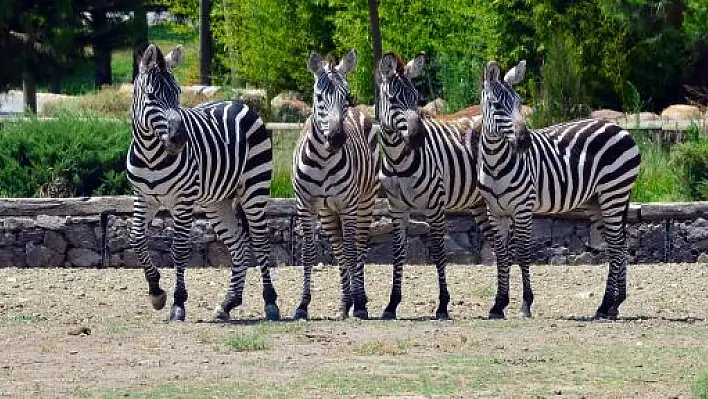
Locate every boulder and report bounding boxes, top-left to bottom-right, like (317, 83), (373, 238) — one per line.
(26, 243), (64, 267)
(271, 92), (311, 122)
(422, 98), (447, 116)
(661, 104), (702, 120)
(590, 109), (624, 122)
(67, 248), (101, 267)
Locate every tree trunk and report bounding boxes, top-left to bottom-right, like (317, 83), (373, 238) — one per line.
(22, 72), (37, 114)
(132, 1), (149, 82)
(199, 0), (212, 85)
(368, 0), (382, 120)
(92, 11), (112, 87)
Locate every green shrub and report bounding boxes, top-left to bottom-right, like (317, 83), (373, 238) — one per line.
(0, 117), (131, 197)
(631, 134), (687, 202)
(694, 370), (708, 399)
(671, 129), (708, 201)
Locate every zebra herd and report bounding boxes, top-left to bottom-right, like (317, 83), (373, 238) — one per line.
(128, 44), (640, 323)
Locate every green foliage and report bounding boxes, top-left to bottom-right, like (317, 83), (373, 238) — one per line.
(631, 134), (687, 203)
(529, 35), (590, 129)
(670, 126), (708, 201)
(694, 370), (708, 399)
(225, 326), (270, 352)
(0, 117), (131, 197)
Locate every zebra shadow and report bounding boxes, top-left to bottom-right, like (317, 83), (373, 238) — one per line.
(561, 315), (704, 324)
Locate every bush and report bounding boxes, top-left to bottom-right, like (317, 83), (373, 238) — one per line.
(0, 117), (131, 197)
(671, 126), (708, 201)
(631, 133), (687, 202)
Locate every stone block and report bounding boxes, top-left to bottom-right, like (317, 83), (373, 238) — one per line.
(65, 224), (99, 250)
(0, 248), (25, 268)
(44, 230), (67, 254)
(26, 243), (64, 267)
(35, 215), (66, 230)
(67, 248), (101, 267)
(18, 229), (45, 244)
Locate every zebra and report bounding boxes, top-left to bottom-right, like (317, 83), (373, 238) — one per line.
(128, 44), (280, 322)
(478, 60), (641, 320)
(292, 49), (380, 320)
(376, 52), (493, 320)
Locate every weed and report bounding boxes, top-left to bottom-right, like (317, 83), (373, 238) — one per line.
(6, 313), (45, 324)
(694, 370), (708, 399)
(355, 339), (409, 356)
(225, 327), (270, 352)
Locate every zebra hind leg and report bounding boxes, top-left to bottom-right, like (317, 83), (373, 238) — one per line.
(489, 216), (512, 319)
(239, 201), (280, 321)
(594, 203), (629, 320)
(514, 211), (534, 318)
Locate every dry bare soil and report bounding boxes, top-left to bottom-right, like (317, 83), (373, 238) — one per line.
(1, 263), (707, 399)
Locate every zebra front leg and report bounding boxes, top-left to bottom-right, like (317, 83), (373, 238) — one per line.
(514, 211), (534, 318)
(168, 205), (194, 322)
(130, 196), (166, 311)
(320, 209), (353, 319)
(489, 215), (512, 319)
(382, 211), (409, 320)
(294, 208), (316, 320)
(354, 196), (375, 320)
(427, 210), (451, 320)
(341, 210), (368, 320)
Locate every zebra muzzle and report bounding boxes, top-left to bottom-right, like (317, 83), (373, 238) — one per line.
(163, 110), (188, 155)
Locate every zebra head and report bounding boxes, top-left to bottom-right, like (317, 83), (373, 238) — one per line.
(481, 60), (531, 153)
(307, 49), (357, 152)
(377, 52), (426, 152)
(133, 44), (186, 155)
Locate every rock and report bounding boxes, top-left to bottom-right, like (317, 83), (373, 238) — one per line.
(0, 248), (26, 268)
(271, 96), (311, 122)
(590, 109), (624, 122)
(697, 252), (708, 263)
(549, 255), (567, 265)
(65, 224), (99, 250)
(569, 251), (596, 266)
(25, 243), (64, 268)
(35, 215), (66, 230)
(68, 326), (91, 335)
(207, 241), (231, 268)
(44, 231), (67, 254)
(661, 104), (702, 120)
(67, 248), (101, 267)
(422, 98), (447, 116)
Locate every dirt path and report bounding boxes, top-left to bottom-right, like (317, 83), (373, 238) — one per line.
(1, 263), (707, 398)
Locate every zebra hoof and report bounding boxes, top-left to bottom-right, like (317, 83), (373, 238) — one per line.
(519, 305), (533, 319)
(488, 311), (506, 320)
(211, 306), (230, 322)
(337, 310), (350, 320)
(593, 312), (616, 321)
(169, 305), (186, 322)
(380, 311), (397, 320)
(264, 304), (280, 321)
(353, 309), (369, 320)
(435, 312), (450, 320)
(149, 291), (167, 310)
(293, 308), (308, 320)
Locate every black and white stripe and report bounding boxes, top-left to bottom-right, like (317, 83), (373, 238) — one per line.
(128, 44), (279, 322)
(479, 60), (641, 320)
(292, 50), (380, 320)
(376, 52), (493, 320)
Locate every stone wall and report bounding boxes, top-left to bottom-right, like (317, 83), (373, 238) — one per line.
(2, 197), (708, 268)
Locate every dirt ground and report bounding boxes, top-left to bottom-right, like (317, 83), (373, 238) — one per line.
(1, 263), (707, 399)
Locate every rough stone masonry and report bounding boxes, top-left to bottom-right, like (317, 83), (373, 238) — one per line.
(2, 197), (708, 268)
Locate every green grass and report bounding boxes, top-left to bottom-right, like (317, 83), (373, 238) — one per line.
(632, 133), (687, 202)
(5, 313), (45, 324)
(225, 325), (271, 352)
(271, 129), (299, 198)
(694, 371), (708, 399)
(354, 339), (409, 356)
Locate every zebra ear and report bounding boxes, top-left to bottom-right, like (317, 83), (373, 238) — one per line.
(336, 49), (357, 76)
(378, 53), (398, 81)
(405, 53), (425, 79)
(139, 44), (159, 74)
(165, 45), (184, 70)
(504, 60), (526, 86)
(484, 61), (501, 84)
(307, 52), (325, 75)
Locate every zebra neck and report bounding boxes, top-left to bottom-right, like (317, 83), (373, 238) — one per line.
(480, 133), (517, 172)
(380, 129), (418, 171)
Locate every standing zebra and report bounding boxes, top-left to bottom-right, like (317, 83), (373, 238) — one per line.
(128, 44), (279, 322)
(292, 50), (380, 320)
(479, 60), (641, 320)
(376, 52), (493, 320)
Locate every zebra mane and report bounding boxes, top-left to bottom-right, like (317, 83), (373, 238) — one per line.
(391, 52), (406, 76)
(324, 53), (338, 68)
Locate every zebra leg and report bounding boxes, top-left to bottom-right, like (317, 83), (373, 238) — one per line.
(595, 209), (628, 320)
(342, 209), (368, 320)
(294, 206), (316, 320)
(382, 211), (409, 320)
(353, 197), (375, 320)
(319, 209), (351, 319)
(168, 205), (194, 322)
(130, 196), (166, 310)
(205, 201), (251, 322)
(426, 210), (451, 320)
(514, 211), (534, 318)
(489, 215), (512, 319)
